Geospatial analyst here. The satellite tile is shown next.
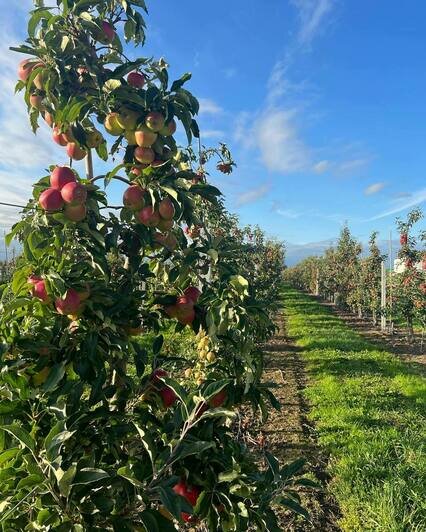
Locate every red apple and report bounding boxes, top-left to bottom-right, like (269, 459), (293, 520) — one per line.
(64, 204), (87, 222)
(163, 234), (177, 251)
(67, 142), (87, 161)
(145, 111), (165, 132)
(400, 233), (408, 246)
(127, 71), (146, 88)
(173, 480), (201, 522)
(39, 188), (64, 212)
(52, 127), (68, 146)
(43, 112), (54, 128)
(29, 94), (44, 111)
(158, 198), (175, 220)
(28, 275), (42, 286)
(175, 296), (195, 325)
(157, 217), (174, 232)
(55, 289), (81, 315)
(50, 166), (76, 190)
(209, 389), (227, 408)
(18, 59), (40, 82)
(159, 119), (177, 137)
(184, 286), (201, 303)
(61, 182), (87, 205)
(96, 20), (115, 44)
(159, 387), (177, 408)
(134, 146), (155, 164)
(135, 126), (158, 148)
(137, 206), (160, 227)
(123, 185), (145, 210)
(165, 304), (178, 318)
(32, 280), (49, 303)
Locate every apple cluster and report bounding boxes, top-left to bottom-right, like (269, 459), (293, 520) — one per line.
(165, 286), (201, 326)
(104, 104), (176, 168)
(28, 276), (88, 319)
(38, 166), (88, 222)
(123, 186), (178, 250)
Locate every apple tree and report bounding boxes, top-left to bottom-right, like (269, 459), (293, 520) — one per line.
(0, 1), (310, 530)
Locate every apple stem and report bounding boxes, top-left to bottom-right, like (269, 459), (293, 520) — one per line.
(85, 149), (94, 180)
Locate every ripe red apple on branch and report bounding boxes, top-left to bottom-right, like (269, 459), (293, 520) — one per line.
(173, 480), (201, 522)
(39, 188), (64, 212)
(61, 182), (87, 205)
(55, 289), (83, 315)
(50, 166), (76, 190)
(127, 71), (146, 88)
(123, 185), (145, 210)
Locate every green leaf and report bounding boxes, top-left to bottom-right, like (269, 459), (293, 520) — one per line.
(265, 451), (280, 481)
(117, 465), (144, 488)
(171, 73), (192, 92)
(1, 424), (35, 452)
(42, 362), (66, 392)
(37, 508), (51, 525)
(134, 424), (156, 466)
(152, 334), (163, 354)
(158, 486), (182, 521)
(170, 440), (215, 464)
(58, 463), (77, 497)
(0, 447), (20, 466)
(17, 473), (43, 490)
(275, 496), (310, 520)
(72, 468), (109, 485)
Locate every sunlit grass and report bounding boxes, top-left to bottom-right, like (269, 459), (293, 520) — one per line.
(283, 287), (426, 532)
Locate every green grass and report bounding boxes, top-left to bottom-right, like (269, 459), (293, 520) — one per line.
(282, 287), (426, 532)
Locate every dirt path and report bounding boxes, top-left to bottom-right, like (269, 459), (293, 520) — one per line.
(243, 312), (340, 531)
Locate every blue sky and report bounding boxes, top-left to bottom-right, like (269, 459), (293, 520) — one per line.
(0, 0), (425, 261)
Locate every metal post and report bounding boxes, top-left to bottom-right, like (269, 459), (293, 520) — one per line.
(381, 260), (387, 332)
(85, 149), (94, 180)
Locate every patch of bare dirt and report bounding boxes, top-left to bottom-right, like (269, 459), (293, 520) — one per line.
(239, 313), (341, 531)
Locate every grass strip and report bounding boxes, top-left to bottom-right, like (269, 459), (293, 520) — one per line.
(282, 287), (426, 532)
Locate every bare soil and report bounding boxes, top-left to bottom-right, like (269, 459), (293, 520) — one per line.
(239, 313), (341, 531)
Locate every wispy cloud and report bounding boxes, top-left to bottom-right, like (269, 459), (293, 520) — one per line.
(393, 191), (412, 200)
(198, 98), (223, 115)
(235, 183), (270, 207)
(0, 13), (72, 229)
(364, 182), (386, 196)
(201, 129), (225, 139)
(337, 157), (371, 174)
(313, 160), (330, 174)
(291, 0), (335, 45)
(367, 188), (426, 221)
(275, 208), (302, 219)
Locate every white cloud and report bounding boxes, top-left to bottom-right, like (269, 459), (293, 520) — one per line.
(198, 98), (223, 115)
(235, 183), (270, 207)
(337, 157), (370, 173)
(313, 160), (330, 174)
(291, 0), (335, 45)
(0, 17), (69, 229)
(367, 188), (426, 221)
(256, 108), (311, 173)
(364, 182), (386, 196)
(275, 208), (301, 219)
(201, 129), (225, 139)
